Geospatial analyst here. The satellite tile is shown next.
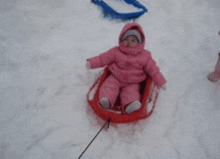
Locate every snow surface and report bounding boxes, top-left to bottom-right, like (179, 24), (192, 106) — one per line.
(1, 0), (220, 159)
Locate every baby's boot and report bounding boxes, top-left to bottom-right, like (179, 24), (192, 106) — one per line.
(125, 100), (141, 114)
(99, 97), (110, 109)
(207, 71), (220, 82)
(207, 53), (220, 82)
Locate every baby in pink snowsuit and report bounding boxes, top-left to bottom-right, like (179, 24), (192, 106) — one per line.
(86, 23), (166, 114)
(207, 31), (220, 82)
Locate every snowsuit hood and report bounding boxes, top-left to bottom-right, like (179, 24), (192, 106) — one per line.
(118, 23), (145, 56)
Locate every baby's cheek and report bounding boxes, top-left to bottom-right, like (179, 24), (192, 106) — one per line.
(122, 41), (127, 45)
(131, 43), (138, 48)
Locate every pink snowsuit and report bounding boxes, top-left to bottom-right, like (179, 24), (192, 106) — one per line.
(87, 23), (166, 108)
(207, 52), (220, 82)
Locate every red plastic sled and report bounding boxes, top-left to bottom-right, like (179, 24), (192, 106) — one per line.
(87, 67), (159, 123)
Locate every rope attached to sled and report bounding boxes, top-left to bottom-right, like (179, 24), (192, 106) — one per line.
(78, 117), (111, 159)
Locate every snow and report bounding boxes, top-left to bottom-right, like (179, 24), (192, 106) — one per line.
(0, 0), (220, 159)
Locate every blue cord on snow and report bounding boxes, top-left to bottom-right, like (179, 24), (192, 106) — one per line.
(91, 0), (148, 20)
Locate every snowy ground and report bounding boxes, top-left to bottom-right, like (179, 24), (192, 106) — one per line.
(1, 0), (220, 159)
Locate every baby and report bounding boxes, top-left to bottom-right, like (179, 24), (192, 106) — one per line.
(86, 23), (166, 114)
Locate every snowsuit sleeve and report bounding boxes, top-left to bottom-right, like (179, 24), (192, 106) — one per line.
(144, 54), (166, 87)
(87, 47), (116, 69)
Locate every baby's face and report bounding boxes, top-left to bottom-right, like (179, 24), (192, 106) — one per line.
(122, 35), (138, 48)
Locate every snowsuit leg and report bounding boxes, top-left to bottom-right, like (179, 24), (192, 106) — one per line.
(99, 75), (120, 108)
(120, 83), (141, 107)
(207, 53), (220, 82)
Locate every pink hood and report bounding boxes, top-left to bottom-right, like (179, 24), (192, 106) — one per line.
(118, 23), (145, 56)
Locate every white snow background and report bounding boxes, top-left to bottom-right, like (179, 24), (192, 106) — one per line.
(1, 0), (220, 159)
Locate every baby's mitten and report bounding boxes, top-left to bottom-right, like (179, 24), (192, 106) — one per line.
(86, 61), (91, 70)
(158, 84), (167, 90)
